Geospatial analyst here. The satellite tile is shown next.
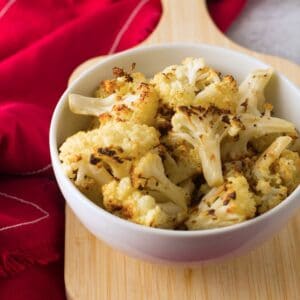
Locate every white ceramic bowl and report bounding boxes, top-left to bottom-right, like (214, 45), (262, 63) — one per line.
(50, 43), (300, 264)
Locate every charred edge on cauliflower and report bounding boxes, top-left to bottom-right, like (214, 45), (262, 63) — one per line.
(89, 154), (101, 165)
(155, 103), (175, 135)
(99, 79), (117, 95)
(97, 147), (125, 163)
(112, 65), (141, 83)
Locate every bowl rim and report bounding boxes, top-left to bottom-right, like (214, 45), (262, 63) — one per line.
(50, 42), (300, 237)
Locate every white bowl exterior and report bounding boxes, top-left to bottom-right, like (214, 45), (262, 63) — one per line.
(50, 43), (300, 263)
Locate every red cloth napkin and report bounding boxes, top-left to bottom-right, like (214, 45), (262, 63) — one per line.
(0, 0), (246, 299)
(208, 0), (247, 31)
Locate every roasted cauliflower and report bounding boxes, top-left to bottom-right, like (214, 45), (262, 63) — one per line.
(59, 58), (299, 230)
(222, 103), (297, 160)
(253, 136), (293, 213)
(171, 105), (239, 187)
(186, 172), (257, 229)
(131, 152), (190, 210)
(69, 68), (159, 126)
(161, 134), (202, 184)
(237, 69), (273, 115)
(194, 75), (239, 112)
(151, 57), (221, 108)
(102, 177), (186, 228)
(59, 121), (160, 186)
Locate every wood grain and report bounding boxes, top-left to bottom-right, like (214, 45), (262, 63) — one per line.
(66, 0), (300, 299)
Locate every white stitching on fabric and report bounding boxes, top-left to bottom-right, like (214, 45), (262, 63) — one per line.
(108, 0), (150, 54)
(0, 0), (16, 19)
(0, 191), (49, 232)
(17, 164), (52, 176)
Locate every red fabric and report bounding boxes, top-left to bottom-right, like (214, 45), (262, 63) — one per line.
(0, 0), (246, 299)
(208, 0), (247, 31)
(0, 260), (65, 300)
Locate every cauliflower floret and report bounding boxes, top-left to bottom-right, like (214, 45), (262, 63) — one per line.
(222, 104), (297, 160)
(109, 82), (159, 125)
(102, 177), (186, 228)
(95, 69), (146, 97)
(171, 105), (239, 187)
(99, 121), (160, 158)
(255, 180), (287, 214)
(194, 75), (239, 112)
(59, 129), (114, 201)
(253, 136), (292, 213)
(89, 121), (160, 179)
(162, 150), (200, 184)
(237, 69), (273, 115)
(273, 149), (300, 194)
(223, 137), (298, 214)
(223, 154), (285, 217)
(223, 156), (257, 186)
(161, 134), (202, 184)
(69, 69), (159, 126)
(253, 136), (292, 180)
(89, 148), (132, 179)
(151, 57), (221, 108)
(186, 173), (257, 230)
(131, 152), (190, 210)
(59, 121), (160, 186)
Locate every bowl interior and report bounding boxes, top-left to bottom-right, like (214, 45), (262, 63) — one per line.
(54, 44), (300, 148)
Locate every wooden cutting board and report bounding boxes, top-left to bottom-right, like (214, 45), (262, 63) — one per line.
(66, 1), (300, 299)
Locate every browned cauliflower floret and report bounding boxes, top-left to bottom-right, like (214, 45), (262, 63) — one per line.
(89, 121), (160, 179)
(98, 121), (160, 158)
(222, 103), (297, 160)
(102, 177), (186, 228)
(223, 137), (299, 215)
(194, 75), (239, 113)
(186, 172), (257, 229)
(161, 134), (202, 184)
(59, 121), (160, 196)
(69, 69), (159, 126)
(59, 129), (113, 202)
(171, 105), (240, 187)
(151, 57), (221, 108)
(237, 69), (273, 116)
(95, 68), (146, 97)
(223, 156), (257, 187)
(253, 136), (292, 213)
(273, 149), (300, 194)
(131, 152), (190, 210)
